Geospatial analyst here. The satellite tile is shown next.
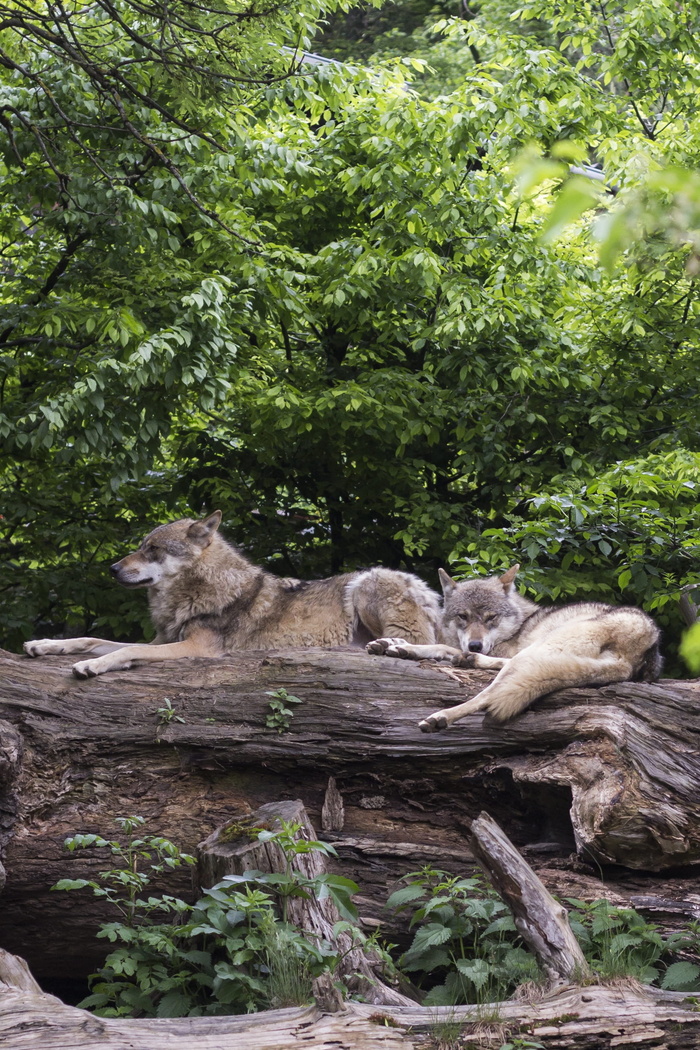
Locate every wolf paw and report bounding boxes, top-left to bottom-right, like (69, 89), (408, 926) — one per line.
(386, 643), (420, 660)
(366, 637), (409, 656)
(419, 713), (448, 733)
(72, 660), (101, 679)
(24, 639), (65, 658)
(452, 652), (477, 669)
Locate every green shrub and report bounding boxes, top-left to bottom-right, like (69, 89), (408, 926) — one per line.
(567, 899), (700, 990)
(385, 866), (540, 1005)
(53, 816), (358, 1017)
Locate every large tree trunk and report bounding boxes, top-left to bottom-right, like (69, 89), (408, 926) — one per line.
(1, 644), (699, 995)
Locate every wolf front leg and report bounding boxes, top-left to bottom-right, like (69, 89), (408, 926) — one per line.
(366, 639), (463, 660)
(71, 631), (222, 678)
(452, 652), (510, 670)
(24, 637), (134, 658)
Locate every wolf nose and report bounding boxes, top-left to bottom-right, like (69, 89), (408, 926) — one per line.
(468, 641), (483, 653)
(109, 563), (121, 577)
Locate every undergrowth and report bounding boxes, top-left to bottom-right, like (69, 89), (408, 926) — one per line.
(52, 816), (361, 1017)
(53, 821), (700, 1019)
(385, 866), (540, 1005)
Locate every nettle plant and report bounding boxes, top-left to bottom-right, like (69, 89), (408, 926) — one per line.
(567, 899), (700, 991)
(385, 867), (540, 1005)
(386, 872), (700, 1006)
(53, 816), (360, 1017)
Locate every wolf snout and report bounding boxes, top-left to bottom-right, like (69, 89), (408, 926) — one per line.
(467, 640), (483, 652)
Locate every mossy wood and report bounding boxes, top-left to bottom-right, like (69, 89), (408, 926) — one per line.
(196, 798), (413, 1007)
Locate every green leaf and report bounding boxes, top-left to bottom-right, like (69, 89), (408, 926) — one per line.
(386, 884), (428, 909)
(540, 177), (601, 243)
(662, 961), (700, 990)
(680, 623), (700, 674)
(52, 879), (91, 891)
(156, 991), (193, 1017)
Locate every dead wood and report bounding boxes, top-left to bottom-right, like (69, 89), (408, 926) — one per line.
(196, 798), (414, 1007)
(2, 946), (700, 1050)
(469, 812), (591, 982)
(0, 644), (699, 990)
(321, 777), (344, 832)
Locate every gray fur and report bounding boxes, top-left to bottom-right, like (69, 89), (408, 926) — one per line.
(23, 511), (442, 678)
(367, 564), (661, 732)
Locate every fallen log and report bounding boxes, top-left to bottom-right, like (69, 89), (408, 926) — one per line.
(1, 644), (700, 990)
(2, 946), (700, 1050)
(469, 812), (591, 983)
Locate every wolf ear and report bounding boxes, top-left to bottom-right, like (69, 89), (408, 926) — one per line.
(188, 510), (222, 548)
(499, 564), (520, 592)
(438, 568), (456, 596)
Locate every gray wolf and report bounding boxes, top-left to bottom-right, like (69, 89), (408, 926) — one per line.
(23, 511), (443, 679)
(366, 564), (661, 732)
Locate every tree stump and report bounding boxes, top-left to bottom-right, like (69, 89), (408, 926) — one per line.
(196, 799), (414, 1006)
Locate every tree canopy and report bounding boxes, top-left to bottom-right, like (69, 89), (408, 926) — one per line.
(1, 0), (700, 667)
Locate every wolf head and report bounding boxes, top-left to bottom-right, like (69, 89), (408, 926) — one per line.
(439, 564), (535, 654)
(110, 511), (223, 588)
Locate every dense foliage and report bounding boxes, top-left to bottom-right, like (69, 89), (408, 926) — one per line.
(2, 0), (700, 664)
(54, 820), (700, 1016)
(54, 817), (364, 1016)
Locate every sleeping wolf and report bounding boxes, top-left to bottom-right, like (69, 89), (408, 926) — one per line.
(366, 564), (661, 732)
(23, 511), (442, 678)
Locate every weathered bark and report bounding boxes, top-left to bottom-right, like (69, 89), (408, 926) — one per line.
(1, 644), (700, 988)
(0, 947), (412, 1050)
(321, 777), (344, 832)
(2, 947), (700, 1049)
(470, 812), (591, 983)
(196, 798), (414, 1007)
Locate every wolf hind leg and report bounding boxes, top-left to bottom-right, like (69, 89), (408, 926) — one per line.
(349, 568), (441, 645)
(420, 644), (636, 732)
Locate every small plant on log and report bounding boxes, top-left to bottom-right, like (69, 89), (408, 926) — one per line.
(567, 899), (700, 990)
(385, 866), (540, 1006)
(264, 688), (303, 733)
(155, 699), (186, 741)
(52, 817), (361, 1017)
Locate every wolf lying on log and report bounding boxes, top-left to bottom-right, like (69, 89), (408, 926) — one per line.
(367, 565), (661, 731)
